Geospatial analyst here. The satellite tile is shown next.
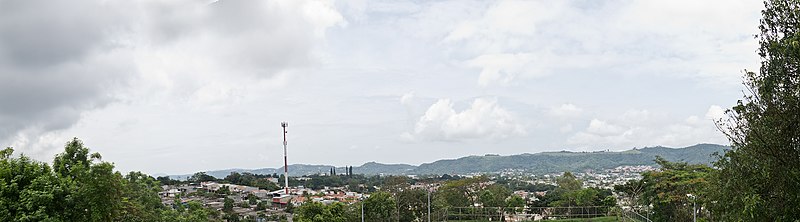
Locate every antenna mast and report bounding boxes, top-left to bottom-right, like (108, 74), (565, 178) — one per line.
(281, 122), (289, 195)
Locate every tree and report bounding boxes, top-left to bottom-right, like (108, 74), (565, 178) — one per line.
(248, 194), (258, 206)
(505, 195), (525, 214)
(225, 172), (242, 184)
(433, 176), (486, 209)
(223, 197), (234, 213)
(640, 157), (712, 222)
(116, 171), (164, 221)
(294, 201), (350, 222)
(363, 192), (398, 222)
(614, 179), (646, 209)
(710, 0), (800, 220)
(396, 188), (428, 222)
(480, 184), (511, 208)
(156, 176), (180, 186)
(2, 139), (224, 222)
(0, 147), (65, 221)
(189, 172), (216, 183)
(555, 172), (581, 192)
(284, 201), (295, 214)
(382, 175), (411, 193)
(1, 138), (190, 222)
(255, 201), (270, 211)
(54, 138), (123, 222)
(551, 172), (582, 208)
(217, 186), (231, 195)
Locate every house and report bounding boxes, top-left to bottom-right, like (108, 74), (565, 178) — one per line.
(250, 189), (271, 199)
(272, 195), (292, 206)
(159, 188), (181, 198)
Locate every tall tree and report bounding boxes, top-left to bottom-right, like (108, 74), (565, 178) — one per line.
(363, 191), (398, 222)
(295, 201), (350, 222)
(116, 171), (164, 222)
(0, 147), (65, 221)
(640, 157), (712, 222)
(54, 138), (123, 222)
(396, 188), (428, 222)
(189, 172), (216, 182)
(711, 0), (800, 220)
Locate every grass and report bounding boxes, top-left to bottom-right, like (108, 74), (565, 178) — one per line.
(549, 216), (620, 222)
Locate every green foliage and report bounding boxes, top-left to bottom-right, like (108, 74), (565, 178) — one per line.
(255, 201), (270, 211)
(505, 180), (556, 193)
(556, 172), (582, 192)
(189, 172), (217, 183)
(117, 171), (165, 221)
(248, 194), (258, 205)
(0, 147), (64, 221)
(223, 172), (280, 191)
(294, 201), (350, 222)
(637, 157), (712, 222)
(217, 186), (231, 195)
(157, 176), (182, 186)
(363, 191), (398, 222)
(1, 138), (224, 222)
(478, 184), (510, 207)
(434, 176), (487, 209)
(396, 188), (429, 222)
(161, 200), (219, 222)
(284, 200), (295, 213)
(505, 195), (525, 214)
(709, 1), (800, 220)
(411, 144), (726, 175)
(614, 179), (646, 209)
(223, 197), (234, 213)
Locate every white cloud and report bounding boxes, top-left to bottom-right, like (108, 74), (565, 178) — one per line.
(568, 108), (729, 149)
(549, 103), (583, 118)
(467, 53), (540, 87)
(705, 105), (727, 121)
(400, 91), (415, 106)
(440, 0), (761, 87)
(0, 0), (345, 159)
(0, 0), (756, 173)
(585, 119), (626, 136)
(559, 124), (574, 133)
(404, 98), (526, 141)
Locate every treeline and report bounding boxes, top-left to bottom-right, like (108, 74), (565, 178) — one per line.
(292, 174), (616, 222)
(0, 138), (220, 222)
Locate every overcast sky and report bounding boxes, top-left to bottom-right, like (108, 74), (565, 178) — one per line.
(1, 0), (763, 175)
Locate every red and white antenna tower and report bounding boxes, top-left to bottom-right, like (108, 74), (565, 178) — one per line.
(281, 122), (289, 195)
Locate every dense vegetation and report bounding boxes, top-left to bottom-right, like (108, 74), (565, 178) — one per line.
(412, 144), (726, 175)
(708, 0), (800, 220)
(615, 158), (712, 221)
(0, 138), (219, 222)
(292, 174), (615, 222)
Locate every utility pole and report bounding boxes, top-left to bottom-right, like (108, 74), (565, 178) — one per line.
(687, 193), (696, 222)
(282, 122), (289, 195)
(427, 188), (431, 222)
(361, 202), (364, 222)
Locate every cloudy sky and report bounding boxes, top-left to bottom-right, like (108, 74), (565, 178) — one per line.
(1, 0), (763, 175)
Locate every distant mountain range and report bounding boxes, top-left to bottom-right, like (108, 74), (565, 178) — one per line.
(167, 144), (728, 180)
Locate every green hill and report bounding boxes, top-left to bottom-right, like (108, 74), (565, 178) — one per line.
(410, 144), (728, 175)
(168, 144), (729, 178)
